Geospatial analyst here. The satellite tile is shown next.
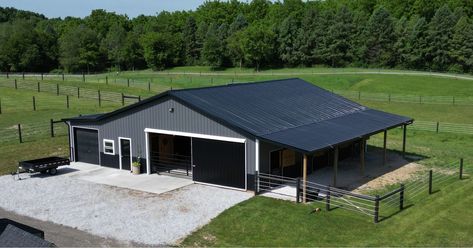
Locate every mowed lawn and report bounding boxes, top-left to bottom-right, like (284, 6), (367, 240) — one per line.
(182, 178), (473, 247)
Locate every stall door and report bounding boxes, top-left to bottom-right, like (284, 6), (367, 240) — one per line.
(74, 128), (99, 164)
(120, 138), (132, 170)
(192, 138), (245, 189)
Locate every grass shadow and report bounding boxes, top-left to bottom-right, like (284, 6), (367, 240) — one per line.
(378, 204), (413, 222)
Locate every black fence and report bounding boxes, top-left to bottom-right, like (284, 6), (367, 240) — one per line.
(255, 159), (466, 223)
(150, 151), (192, 178)
(0, 119), (68, 145)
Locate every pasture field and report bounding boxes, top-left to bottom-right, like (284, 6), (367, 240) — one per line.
(1, 67), (473, 245)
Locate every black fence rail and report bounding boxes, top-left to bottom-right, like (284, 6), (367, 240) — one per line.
(150, 151), (192, 177)
(0, 80), (141, 106)
(0, 119), (68, 145)
(256, 159), (466, 223)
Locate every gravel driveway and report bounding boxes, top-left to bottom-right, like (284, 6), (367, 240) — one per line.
(0, 172), (252, 246)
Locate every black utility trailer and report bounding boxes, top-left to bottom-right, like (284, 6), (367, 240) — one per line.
(13, 157), (70, 179)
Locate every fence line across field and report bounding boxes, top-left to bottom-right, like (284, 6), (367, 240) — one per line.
(0, 120), (68, 144)
(255, 159), (466, 223)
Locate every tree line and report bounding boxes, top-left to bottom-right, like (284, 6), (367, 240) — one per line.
(1, 0), (473, 73)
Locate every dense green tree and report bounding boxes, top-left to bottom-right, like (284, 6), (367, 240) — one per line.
(426, 5), (456, 71)
(323, 6), (355, 67)
(450, 16), (473, 72)
(102, 23), (127, 70)
(140, 32), (179, 70)
(406, 16), (429, 69)
(240, 22), (276, 70)
(278, 15), (302, 66)
(182, 16), (199, 65)
(362, 6), (397, 67)
(202, 24), (225, 68)
(59, 25), (101, 72)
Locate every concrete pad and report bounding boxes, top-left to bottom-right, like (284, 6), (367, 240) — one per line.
(68, 162), (193, 194)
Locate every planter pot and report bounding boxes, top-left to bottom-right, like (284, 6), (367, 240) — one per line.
(132, 166), (140, 175)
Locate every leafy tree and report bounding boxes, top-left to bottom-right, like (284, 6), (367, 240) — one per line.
(240, 22), (276, 70)
(278, 14), (303, 66)
(182, 16), (199, 65)
(426, 5), (456, 71)
(323, 6), (355, 67)
(450, 16), (473, 72)
(297, 8), (322, 66)
(140, 32), (179, 70)
(103, 23), (127, 70)
(362, 6), (397, 67)
(407, 16), (429, 69)
(202, 23), (225, 68)
(59, 25), (101, 73)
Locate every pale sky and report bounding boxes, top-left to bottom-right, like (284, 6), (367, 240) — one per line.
(0, 0), (210, 18)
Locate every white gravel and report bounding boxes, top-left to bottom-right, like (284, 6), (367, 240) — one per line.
(0, 173), (252, 246)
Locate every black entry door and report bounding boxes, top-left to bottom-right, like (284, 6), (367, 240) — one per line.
(74, 128), (99, 164)
(120, 139), (131, 170)
(192, 138), (245, 189)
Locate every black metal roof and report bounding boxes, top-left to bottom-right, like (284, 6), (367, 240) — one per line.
(64, 78), (412, 153)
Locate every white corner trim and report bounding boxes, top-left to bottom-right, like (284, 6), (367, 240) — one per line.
(255, 138), (260, 172)
(145, 132), (150, 175)
(144, 128), (246, 143)
(103, 139), (115, 155)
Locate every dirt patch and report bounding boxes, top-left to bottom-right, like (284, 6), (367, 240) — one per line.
(353, 161), (426, 193)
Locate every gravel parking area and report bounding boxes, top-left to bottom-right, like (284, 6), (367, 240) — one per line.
(0, 172), (252, 246)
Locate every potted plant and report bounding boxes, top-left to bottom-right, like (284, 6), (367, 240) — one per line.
(132, 158), (141, 175)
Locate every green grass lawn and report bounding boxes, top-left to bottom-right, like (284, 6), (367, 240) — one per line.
(182, 177), (473, 246)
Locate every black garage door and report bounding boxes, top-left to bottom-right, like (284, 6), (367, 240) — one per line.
(74, 128), (99, 164)
(192, 138), (245, 189)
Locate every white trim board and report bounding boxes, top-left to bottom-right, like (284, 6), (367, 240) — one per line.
(144, 128), (246, 143)
(103, 139), (115, 155)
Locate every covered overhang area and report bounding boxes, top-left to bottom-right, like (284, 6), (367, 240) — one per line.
(256, 109), (413, 202)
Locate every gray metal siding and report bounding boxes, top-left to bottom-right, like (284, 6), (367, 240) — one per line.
(70, 97), (256, 175)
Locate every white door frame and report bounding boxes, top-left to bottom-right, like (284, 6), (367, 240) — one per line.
(118, 137), (132, 171)
(144, 128), (247, 190)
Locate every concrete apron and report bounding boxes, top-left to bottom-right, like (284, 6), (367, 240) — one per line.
(67, 162), (194, 194)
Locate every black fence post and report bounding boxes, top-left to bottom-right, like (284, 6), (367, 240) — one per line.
(400, 184), (404, 210)
(436, 122), (439, 133)
(82, 72), (85, 82)
(98, 90), (101, 107)
(419, 95), (422, 104)
(41, 73), (43, 80)
(138, 96), (142, 102)
(388, 93), (391, 102)
(18, 124), (22, 143)
(148, 82), (151, 91)
(22, 72), (25, 80)
(66, 95), (69, 109)
(429, 170), (433, 194)
(127, 78), (130, 87)
(121, 93), (124, 106)
(77, 87), (80, 98)
(56, 84), (59, 96)
(32, 96), (36, 111)
(105, 76), (108, 85)
(14, 79), (17, 89)
(358, 91), (361, 100)
(62, 73), (65, 81)
(6, 72), (8, 79)
(254, 171), (259, 195)
(326, 186), (331, 211)
(296, 178), (301, 203)
(374, 195), (380, 223)
(50, 119), (54, 137)
(37, 82), (40, 92)
(460, 158), (464, 180)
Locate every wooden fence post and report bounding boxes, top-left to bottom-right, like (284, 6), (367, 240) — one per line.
(460, 158), (464, 180)
(138, 96), (142, 102)
(82, 72), (85, 82)
(326, 186), (331, 211)
(18, 124), (22, 143)
(358, 91), (361, 100)
(105, 76), (108, 85)
(399, 184), (404, 210)
(121, 93), (124, 106)
(77, 87), (80, 98)
(148, 82), (151, 91)
(37, 82), (40, 92)
(50, 119), (54, 137)
(62, 73), (64, 81)
(22, 72), (25, 80)
(296, 178), (301, 203)
(56, 84), (59, 96)
(374, 195), (380, 223)
(127, 78), (130, 87)
(429, 170), (433, 194)
(98, 90), (101, 107)
(32, 96), (36, 111)
(14, 79), (17, 89)
(66, 95), (69, 109)
(436, 122), (439, 133)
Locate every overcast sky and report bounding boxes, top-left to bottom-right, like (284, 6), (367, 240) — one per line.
(0, 0), (209, 18)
